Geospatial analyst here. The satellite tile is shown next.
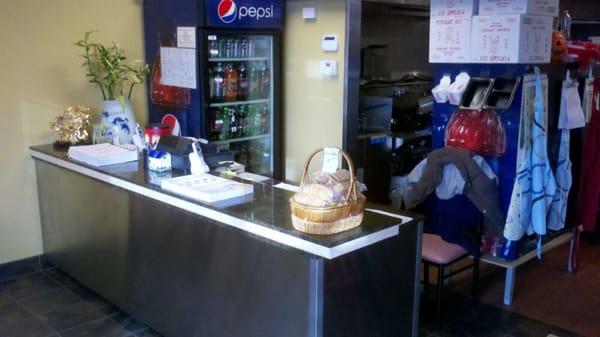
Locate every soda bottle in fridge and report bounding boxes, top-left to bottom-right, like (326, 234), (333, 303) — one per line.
(260, 105), (269, 134)
(258, 63), (270, 99)
(208, 40), (219, 58)
(224, 39), (234, 58)
(239, 105), (247, 136)
(209, 108), (223, 141)
(248, 65), (259, 100)
(210, 63), (225, 102)
(224, 64), (238, 102)
(221, 109), (231, 140)
(239, 39), (248, 58)
(237, 63), (249, 101)
(252, 105), (261, 135)
(230, 107), (239, 138)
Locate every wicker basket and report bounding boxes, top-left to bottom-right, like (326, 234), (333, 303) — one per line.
(290, 148), (366, 235)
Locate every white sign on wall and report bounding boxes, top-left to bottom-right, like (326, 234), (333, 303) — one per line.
(160, 47), (197, 89)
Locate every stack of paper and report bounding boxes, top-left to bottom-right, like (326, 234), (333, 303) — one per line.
(161, 174), (254, 203)
(68, 143), (138, 166)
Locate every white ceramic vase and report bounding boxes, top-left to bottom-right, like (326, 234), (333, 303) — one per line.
(100, 99), (137, 144)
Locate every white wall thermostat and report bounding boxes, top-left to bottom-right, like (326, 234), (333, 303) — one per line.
(321, 34), (338, 52)
(302, 7), (317, 20)
(320, 60), (338, 77)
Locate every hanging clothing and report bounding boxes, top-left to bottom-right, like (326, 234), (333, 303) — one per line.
(547, 74), (585, 231)
(407, 155), (497, 200)
(547, 129), (572, 231)
(558, 76), (586, 130)
(578, 78), (600, 232)
(405, 147), (504, 236)
(504, 68), (557, 255)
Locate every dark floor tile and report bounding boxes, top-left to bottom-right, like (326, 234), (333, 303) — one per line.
(135, 329), (164, 337)
(18, 287), (81, 315)
(510, 317), (554, 337)
(0, 316), (55, 337)
(0, 273), (62, 299)
(64, 284), (120, 316)
(0, 302), (34, 325)
(69, 283), (112, 306)
(59, 317), (132, 337)
(37, 301), (105, 332)
(0, 256), (44, 282)
(110, 311), (149, 334)
(548, 328), (584, 337)
(437, 319), (507, 337)
(0, 290), (14, 306)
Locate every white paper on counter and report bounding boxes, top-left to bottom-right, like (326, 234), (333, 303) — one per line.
(160, 47), (197, 89)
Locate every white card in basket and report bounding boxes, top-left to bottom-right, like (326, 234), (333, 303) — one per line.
(322, 147), (340, 174)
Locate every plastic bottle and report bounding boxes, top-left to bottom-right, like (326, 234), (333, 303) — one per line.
(221, 109), (230, 140)
(260, 105), (269, 134)
(225, 39), (233, 58)
(210, 108), (223, 141)
(560, 10), (572, 40)
(248, 65), (259, 100)
(239, 39), (248, 58)
(224, 64), (238, 102)
(229, 107), (238, 138)
(209, 40), (219, 58)
(237, 63), (249, 101)
(239, 105), (247, 136)
(210, 63), (225, 102)
(258, 63), (270, 99)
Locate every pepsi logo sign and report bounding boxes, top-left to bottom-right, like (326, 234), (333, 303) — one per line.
(218, 0), (238, 23)
(217, 0), (274, 23)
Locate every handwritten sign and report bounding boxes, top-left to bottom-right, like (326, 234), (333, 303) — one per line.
(160, 47), (197, 89)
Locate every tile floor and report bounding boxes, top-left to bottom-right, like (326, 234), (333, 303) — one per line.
(0, 268), (581, 337)
(449, 239), (600, 337)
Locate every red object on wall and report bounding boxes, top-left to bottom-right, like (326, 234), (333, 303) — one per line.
(445, 108), (506, 157)
(150, 53), (191, 109)
(578, 78), (600, 232)
(567, 41), (600, 70)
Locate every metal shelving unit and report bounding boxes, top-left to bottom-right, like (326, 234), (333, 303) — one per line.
(209, 99), (269, 108)
(212, 133), (270, 145)
(208, 57), (269, 62)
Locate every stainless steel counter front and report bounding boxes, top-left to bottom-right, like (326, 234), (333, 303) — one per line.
(31, 144), (423, 337)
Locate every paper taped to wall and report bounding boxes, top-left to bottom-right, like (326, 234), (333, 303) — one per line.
(160, 47), (197, 89)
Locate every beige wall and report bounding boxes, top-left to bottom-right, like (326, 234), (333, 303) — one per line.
(283, 0), (346, 182)
(0, 0), (349, 264)
(0, 0), (147, 264)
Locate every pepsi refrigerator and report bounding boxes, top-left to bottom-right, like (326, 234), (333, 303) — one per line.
(143, 0), (284, 178)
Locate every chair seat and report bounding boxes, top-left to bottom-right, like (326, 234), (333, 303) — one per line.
(422, 234), (468, 264)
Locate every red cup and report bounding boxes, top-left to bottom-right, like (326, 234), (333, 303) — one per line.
(144, 123), (170, 150)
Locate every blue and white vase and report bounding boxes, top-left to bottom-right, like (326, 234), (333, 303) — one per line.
(100, 99), (136, 144)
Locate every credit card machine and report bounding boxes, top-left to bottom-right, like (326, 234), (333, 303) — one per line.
(156, 135), (234, 171)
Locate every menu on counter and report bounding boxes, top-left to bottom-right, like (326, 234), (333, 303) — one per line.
(160, 174), (254, 203)
(67, 143), (138, 167)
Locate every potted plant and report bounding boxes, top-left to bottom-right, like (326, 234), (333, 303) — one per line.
(75, 31), (149, 142)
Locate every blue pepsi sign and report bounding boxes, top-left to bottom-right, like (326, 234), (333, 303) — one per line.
(204, 0), (283, 29)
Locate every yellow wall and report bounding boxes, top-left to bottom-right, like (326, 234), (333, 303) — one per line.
(0, 0), (147, 264)
(0, 0), (349, 264)
(283, 0), (346, 182)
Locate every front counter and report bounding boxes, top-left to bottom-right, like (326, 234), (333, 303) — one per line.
(30, 144), (423, 337)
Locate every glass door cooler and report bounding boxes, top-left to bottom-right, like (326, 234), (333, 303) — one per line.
(202, 32), (280, 177)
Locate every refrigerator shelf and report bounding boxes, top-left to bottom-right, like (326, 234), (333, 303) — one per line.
(208, 57), (269, 62)
(212, 133), (271, 145)
(210, 99), (269, 107)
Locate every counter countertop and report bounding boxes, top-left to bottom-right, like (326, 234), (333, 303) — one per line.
(30, 144), (419, 259)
